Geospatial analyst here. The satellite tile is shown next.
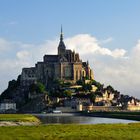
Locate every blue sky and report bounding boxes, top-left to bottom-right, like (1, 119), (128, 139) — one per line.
(0, 0), (140, 48)
(0, 0), (140, 97)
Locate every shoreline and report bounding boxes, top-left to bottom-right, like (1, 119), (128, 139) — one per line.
(33, 111), (140, 121)
(0, 121), (39, 126)
(0, 111), (140, 126)
(0, 114), (41, 126)
(80, 111), (140, 121)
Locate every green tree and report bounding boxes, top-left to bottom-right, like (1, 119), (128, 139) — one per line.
(63, 90), (72, 98)
(37, 82), (46, 93)
(76, 79), (84, 85)
(91, 80), (104, 91)
(106, 85), (114, 92)
(82, 83), (92, 92)
(29, 82), (46, 93)
(90, 93), (96, 103)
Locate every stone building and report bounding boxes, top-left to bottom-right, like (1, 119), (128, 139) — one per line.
(20, 28), (94, 88)
(0, 99), (16, 112)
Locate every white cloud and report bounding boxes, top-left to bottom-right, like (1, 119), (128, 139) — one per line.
(90, 40), (140, 98)
(0, 38), (11, 52)
(16, 50), (30, 60)
(111, 49), (126, 58)
(100, 37), (114, 44)
(0, 34), (140, 98)
(65, 34), (126, 58)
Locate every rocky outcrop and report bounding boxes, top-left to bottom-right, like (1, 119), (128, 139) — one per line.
(19, 96), (48, 113)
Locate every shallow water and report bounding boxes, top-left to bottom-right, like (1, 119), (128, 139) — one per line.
(36, 113), (138, 124)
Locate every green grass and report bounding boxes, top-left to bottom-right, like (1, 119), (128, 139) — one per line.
(0, 113), (140, 139)
(0, 114), (40, 122)
(0, 123), (140, 140)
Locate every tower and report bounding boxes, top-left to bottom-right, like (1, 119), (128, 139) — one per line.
(58, 26), (66, 56)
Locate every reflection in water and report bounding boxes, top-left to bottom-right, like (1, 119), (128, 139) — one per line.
(38, 115), (138, 124)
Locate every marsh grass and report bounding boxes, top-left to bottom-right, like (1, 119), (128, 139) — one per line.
(0, 114), (40, 122)
(0, 114), (140, 140)
(0, 123), (140, 140)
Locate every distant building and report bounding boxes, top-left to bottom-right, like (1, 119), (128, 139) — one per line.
(71, 94), (91, 109)
(20, 27), (94, 88)
(0, 99), (16, 112)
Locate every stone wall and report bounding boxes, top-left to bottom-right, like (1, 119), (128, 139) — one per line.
(127, 106), (140, 111)
(73, 63), (82, 81)
(83, 106), (122, 111)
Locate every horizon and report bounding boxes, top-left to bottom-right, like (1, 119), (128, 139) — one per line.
(0, 0), (140, 98)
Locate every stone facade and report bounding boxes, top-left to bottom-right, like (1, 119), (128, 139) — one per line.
(20, 28), (94, 87)
(0, 100), (16, 112)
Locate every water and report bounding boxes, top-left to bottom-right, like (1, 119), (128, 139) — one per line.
(35, 113), (138, 124)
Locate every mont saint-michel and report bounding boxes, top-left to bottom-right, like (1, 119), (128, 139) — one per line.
(0, 28), (140, 113)
(1, 1), (140, 139)
(21, 27), (94, 88)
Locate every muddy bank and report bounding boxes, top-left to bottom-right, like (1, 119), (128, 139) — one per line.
(0, 121), (40, 126)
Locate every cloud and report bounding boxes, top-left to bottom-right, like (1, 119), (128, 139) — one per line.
(65, 34), (126, 58)
(16, 50), (30, 60)
(90, 40), (140, 98)
(0, 38), (11, 52)
(0, 34), (140, 98)
(111, 49), (126, 58)
(100, 37), (114, 44)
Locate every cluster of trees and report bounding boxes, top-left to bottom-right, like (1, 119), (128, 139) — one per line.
(76, 79), (104, 92)
(0, 74), (122, 108)
(44, 79), (100, 98)
(49, 87), (72, 98)
(29, 82), (46, 94)
(48, 79), (73, 98)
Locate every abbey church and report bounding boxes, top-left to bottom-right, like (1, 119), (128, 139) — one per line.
(20, 28), (94, 87)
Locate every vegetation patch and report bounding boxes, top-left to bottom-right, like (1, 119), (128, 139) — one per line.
(0, 114), (40, 122)
(0, 123), (140, 140)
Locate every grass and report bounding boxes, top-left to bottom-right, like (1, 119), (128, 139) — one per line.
(0, 123), (140, 140)
(0, 114), (40, 122)
(0, 113), (140, 139)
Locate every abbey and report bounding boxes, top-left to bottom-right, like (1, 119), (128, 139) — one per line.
(20, 28), (94, 87)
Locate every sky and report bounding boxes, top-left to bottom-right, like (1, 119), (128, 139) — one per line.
(0, 0), (140, 98)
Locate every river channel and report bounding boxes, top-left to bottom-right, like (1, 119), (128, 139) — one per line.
(35, 113), (138, 124)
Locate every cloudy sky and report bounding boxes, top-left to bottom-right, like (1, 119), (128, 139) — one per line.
(0, 0), (140, 98)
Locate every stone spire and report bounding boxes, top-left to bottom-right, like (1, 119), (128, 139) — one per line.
(58, 25), (66, 56)
(60, 25), (63, 41)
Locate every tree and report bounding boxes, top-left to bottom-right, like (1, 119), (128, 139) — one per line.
(91, 80), (103, 91)
(63, 90), (72, 98)
(37, 82), (46, 93)
(29, 82), (46, 94)
(82, 83), (92, 92)
(76, 79), (84, 85)
(90, 93), (96, 103)
(106, 85), (114, 92)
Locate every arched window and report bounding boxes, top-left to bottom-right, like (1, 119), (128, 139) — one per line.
(82, 71), (85, 77)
